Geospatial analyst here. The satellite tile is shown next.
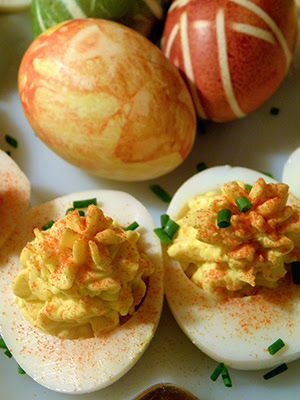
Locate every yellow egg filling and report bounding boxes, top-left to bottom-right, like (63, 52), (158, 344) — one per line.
(167, 178), (300, 300)
(13, 204), (155, 339)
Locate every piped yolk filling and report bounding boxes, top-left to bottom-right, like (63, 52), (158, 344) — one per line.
(13, 205), (155, 339)
(167, 178), (300, 300)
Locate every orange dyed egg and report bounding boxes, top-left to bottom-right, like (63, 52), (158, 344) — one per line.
(18, 18), (196, 181)
(162, 0), (298, 121)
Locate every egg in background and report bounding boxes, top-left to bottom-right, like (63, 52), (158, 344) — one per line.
(0, 0), (31, 12)
(0, 149), (30, 249)
(18, 18), (196, 182)
(164, 165), (300, 370)
(0, 190), (164, 393)
(282, 146), (300, 200)
(162, 0), (298, 121)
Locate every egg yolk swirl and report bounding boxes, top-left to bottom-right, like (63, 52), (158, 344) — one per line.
(13, 205), (155, 339)
(167, 178), (300, 300)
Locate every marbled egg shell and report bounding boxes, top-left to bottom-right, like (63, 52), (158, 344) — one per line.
(162, 0), (298, 121)
(18, 18), (196, 181)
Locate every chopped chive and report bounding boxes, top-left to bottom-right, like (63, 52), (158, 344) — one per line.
(268, 338), (285, 355)
(261, 171), (275, 179)
(150, 184), (172, 203)
(4, 349), (12, 358)
(6, 150), (11, 157)
(154, 227), (173, 244)
(125, 221), (139, 231)
(5, 134), (18, 148)
(0, 337), (8, 349)
(18, 364), (26, 375)
(263, 363), (288, 380)
(73, 198), (97, 208)
(245, 184), (252, 192)
(235, 196), (252, 213)
(291, 261), (300, 284)
(41, 220), (54, 231)
(196, 162), (208, 172)
(270, 107), (280, 116)
(217, 209), (232, 228)
(221, 365), (232, 387)
(163, 219), (179, 239)
(66, 208), (85, 216)
(160, 214), (170, 228)
(210, 362), (224, 381)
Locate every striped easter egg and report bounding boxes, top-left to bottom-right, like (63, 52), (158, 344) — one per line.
(162, 0), (298, 122)
(31, 0), (167, 39)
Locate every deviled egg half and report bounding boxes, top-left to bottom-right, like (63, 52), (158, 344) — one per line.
(0, 190), (164, 393)
(0, 149), (30, 249)
(164, 165), (300, 370)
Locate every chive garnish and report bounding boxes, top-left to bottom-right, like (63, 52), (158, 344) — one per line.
(217, 209), (232, 228)
(41, 220), (55, 230)
(163, 219), (179, 239)
(196, 162), (208, 172)
(73, 198), (97, 208)
(125, 221), (139, 231)
(66, 208), (85, 216)
(210, 362), (224, 381)
(270, 107), (280, 116)
(268, 338), (285, 355)
(0, 337), (7, 349)
(154, 228), (173, 244)
(150, 184), (172, 203)
(221, 365), (232, 387)
(5, 134), (18, 148)
(18, 364), (26, 375)
(263, 363), (288, 380)
(291, 261), (300, 284)
(235, 196), (252, 213)
(245, 184), (252, 192)
(4, 349), (13, 358)
(160, 214), (170, 228)
(261, 171), (275, 179)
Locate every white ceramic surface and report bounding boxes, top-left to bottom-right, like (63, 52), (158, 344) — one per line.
(0, 9), (299, 400)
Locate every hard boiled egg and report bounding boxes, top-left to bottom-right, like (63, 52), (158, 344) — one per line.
(0, 0), (31, 12)
(18, 18), (196, 181)
(162, 0), (298, 121)
(165, 165), (300, 370)
(0, 190), (164, 393)
(0, 149), (30, 249)
(282, 146), (300, 200)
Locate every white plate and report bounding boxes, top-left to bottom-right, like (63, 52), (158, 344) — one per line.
(0, 9), (300, 400)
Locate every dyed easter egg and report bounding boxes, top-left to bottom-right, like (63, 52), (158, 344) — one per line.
(162, 0), (298, 121)
(18, 19), (196, 181)
(31, 0), (168, 39)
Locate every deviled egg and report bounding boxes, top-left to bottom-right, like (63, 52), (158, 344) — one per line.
(164, 165), (300, 370)
(0, 190), (163, 393)
(0, 149), (30, 249)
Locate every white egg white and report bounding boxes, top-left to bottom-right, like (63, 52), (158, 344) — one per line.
(0, 149), (30, 249)
(165, 165), (300, 370)
(0, 190), (164, 393)
(282, 146), (300, 201)
(0, 0), (31, 12)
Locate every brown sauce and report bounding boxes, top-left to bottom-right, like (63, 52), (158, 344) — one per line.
(133, 384), (199, 400)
